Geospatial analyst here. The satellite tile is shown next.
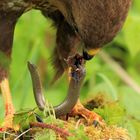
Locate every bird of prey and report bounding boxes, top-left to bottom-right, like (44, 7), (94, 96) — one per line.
(0, 0), (131, 130)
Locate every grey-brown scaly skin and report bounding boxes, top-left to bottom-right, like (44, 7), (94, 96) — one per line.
(28, 62), (46, 110)
(28, 54), (86, 117)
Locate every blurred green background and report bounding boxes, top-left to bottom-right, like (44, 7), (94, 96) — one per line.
(0, 0), (140, 139)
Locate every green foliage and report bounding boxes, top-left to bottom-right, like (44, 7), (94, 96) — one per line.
(120, 87), (140, 121)
(68, 125), (89, 140)
(94, 102), (126, 125)
(123, 13), (140, 57)
(35, 129), (57, 140)
(13, 108), (37, 131)
(96, 73), (118, 100)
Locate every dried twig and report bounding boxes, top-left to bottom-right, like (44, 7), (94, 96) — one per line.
(30, 122), (72, 138)
(99, 50), (140, 94)
(14, 128), (31, 140)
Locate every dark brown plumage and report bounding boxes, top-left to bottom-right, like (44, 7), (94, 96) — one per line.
(0, 0), (131, 81)
(45, 0), (132, 80)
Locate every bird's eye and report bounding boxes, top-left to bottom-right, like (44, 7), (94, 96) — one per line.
(83, 50), (94, 60)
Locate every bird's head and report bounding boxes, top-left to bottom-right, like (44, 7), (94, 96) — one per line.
(49, 0), (131, 60)
(70, 1), (102, 61)
(68, 0), (104, 61)
(48, 0), (102, 60)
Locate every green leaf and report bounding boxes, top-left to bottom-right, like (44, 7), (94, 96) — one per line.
(133, 0), (140, 13)
(123, 14), (140, 57)
(119, 86), (140, 121)
(96, 73), (118, 101)
(94, 102), (125, 125)
(13, 109), (36, 131)
(68, 125), (89, 140)
(35, 129), (56, 140)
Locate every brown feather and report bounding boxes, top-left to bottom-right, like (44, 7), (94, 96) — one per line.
(0, 11), (23, 81)
(0, 0), (131, 83)
(71, 0), (131, 49)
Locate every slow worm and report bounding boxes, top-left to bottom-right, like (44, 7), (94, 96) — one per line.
(28, 55), (85, 117)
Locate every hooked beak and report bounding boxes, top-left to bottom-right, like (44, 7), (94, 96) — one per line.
(83, 48), (100, 60)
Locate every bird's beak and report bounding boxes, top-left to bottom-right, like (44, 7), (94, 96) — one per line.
(83, 48), (100, 60)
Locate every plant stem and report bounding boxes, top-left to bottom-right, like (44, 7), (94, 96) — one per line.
(30, 122), (72, 138)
